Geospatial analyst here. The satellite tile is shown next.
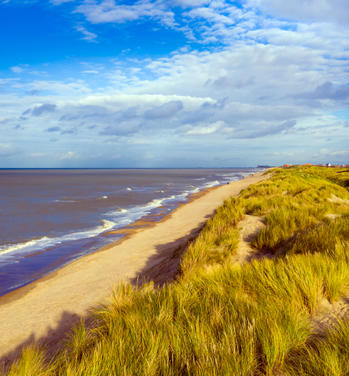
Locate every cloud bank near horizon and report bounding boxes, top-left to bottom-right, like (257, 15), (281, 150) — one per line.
(0, 0), (348, 167)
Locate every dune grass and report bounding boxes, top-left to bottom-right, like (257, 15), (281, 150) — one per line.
(285, 318), (349, 376)
(3, 166), (349, 375)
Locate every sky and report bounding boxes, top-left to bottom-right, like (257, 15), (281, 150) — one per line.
(0, 0), (348, 167)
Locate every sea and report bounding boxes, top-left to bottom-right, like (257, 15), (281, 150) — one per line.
(0, 168), (261, 296)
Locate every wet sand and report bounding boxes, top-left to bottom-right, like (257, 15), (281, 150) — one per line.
(0, 172), (268, 364)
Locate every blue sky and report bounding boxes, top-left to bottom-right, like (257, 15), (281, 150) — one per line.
(0, 0), (348, 167)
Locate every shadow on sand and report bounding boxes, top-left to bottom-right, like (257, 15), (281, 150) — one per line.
(0, 220), (209, 372)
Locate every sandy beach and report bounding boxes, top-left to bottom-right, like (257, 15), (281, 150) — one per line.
(0, 171), (267, 365)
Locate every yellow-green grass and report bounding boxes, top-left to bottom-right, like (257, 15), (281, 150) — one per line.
(285, 318), (349, 376)
(4, 166), (349, 376)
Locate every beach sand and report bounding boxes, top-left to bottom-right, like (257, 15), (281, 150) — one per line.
(0, 171), (268, 365)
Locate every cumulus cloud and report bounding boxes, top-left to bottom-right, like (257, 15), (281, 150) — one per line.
(308, 82), (349, 101)
(144, 100), (183, 119)
(75, 0), (175, 26)
(254, 0), (349, 26)
(185, 120), (225, 135)
(53, 95), (211, 134)
(101, 121), (141, 136)
(28, 103), (57, 116)
(46, 126), (61, 132)
(235, 120), (297, 139)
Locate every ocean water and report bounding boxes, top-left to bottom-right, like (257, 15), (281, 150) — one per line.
(0, 168), (260, 296)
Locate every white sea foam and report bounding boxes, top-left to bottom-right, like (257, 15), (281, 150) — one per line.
(106, 189), (201, 228)
(0, 219), (116, 257)
(204, 180), (220, 188)
(126, 187), (132, 191)
(147, 198), (165, 207)
(217, 171), (256, 182)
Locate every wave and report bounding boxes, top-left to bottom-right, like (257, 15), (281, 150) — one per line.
(0, 219), (116, 257)
(216, 171), (257, 182)
(96, 195), (109, 200)
(1, 187), (205, 258)
(203, 180), (221, 188)
(107, 198), (168, 226)
(106, 186), (203, 227)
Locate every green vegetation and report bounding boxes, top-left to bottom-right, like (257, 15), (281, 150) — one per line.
(4, 166), (349, 375)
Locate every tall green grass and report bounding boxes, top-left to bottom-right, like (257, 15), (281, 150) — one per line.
(180, 197), (243, 276)
(4, 166), (349, 376)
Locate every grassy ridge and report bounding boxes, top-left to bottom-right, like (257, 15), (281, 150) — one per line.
(5, 166), (349, 376)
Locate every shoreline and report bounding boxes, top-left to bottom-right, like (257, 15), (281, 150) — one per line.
(0, 171), (268, 364)
(0, 172), (253, 298)
(0, 182), (221, 305)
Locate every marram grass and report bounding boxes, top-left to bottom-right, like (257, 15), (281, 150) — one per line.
(3, 166), (349, 375)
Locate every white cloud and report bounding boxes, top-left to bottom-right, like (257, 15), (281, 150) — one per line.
(315, 148), (349, 157)
(75, 0), (175, 27)
(1, 0), (349, 166)
(25, 80), (91, 96)
(76, 26), (97, 42)
(186, 120), (225, 135)
(60, 151), (78, 160)
(82, 70), (99, 74)
(11, 66), (24, 73)
(185, 6), (235, 25)
(76, 94), (214, 109)
(254, 0), (349, 26)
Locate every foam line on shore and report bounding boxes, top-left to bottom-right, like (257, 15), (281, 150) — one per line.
(0, 220), (116, 257)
